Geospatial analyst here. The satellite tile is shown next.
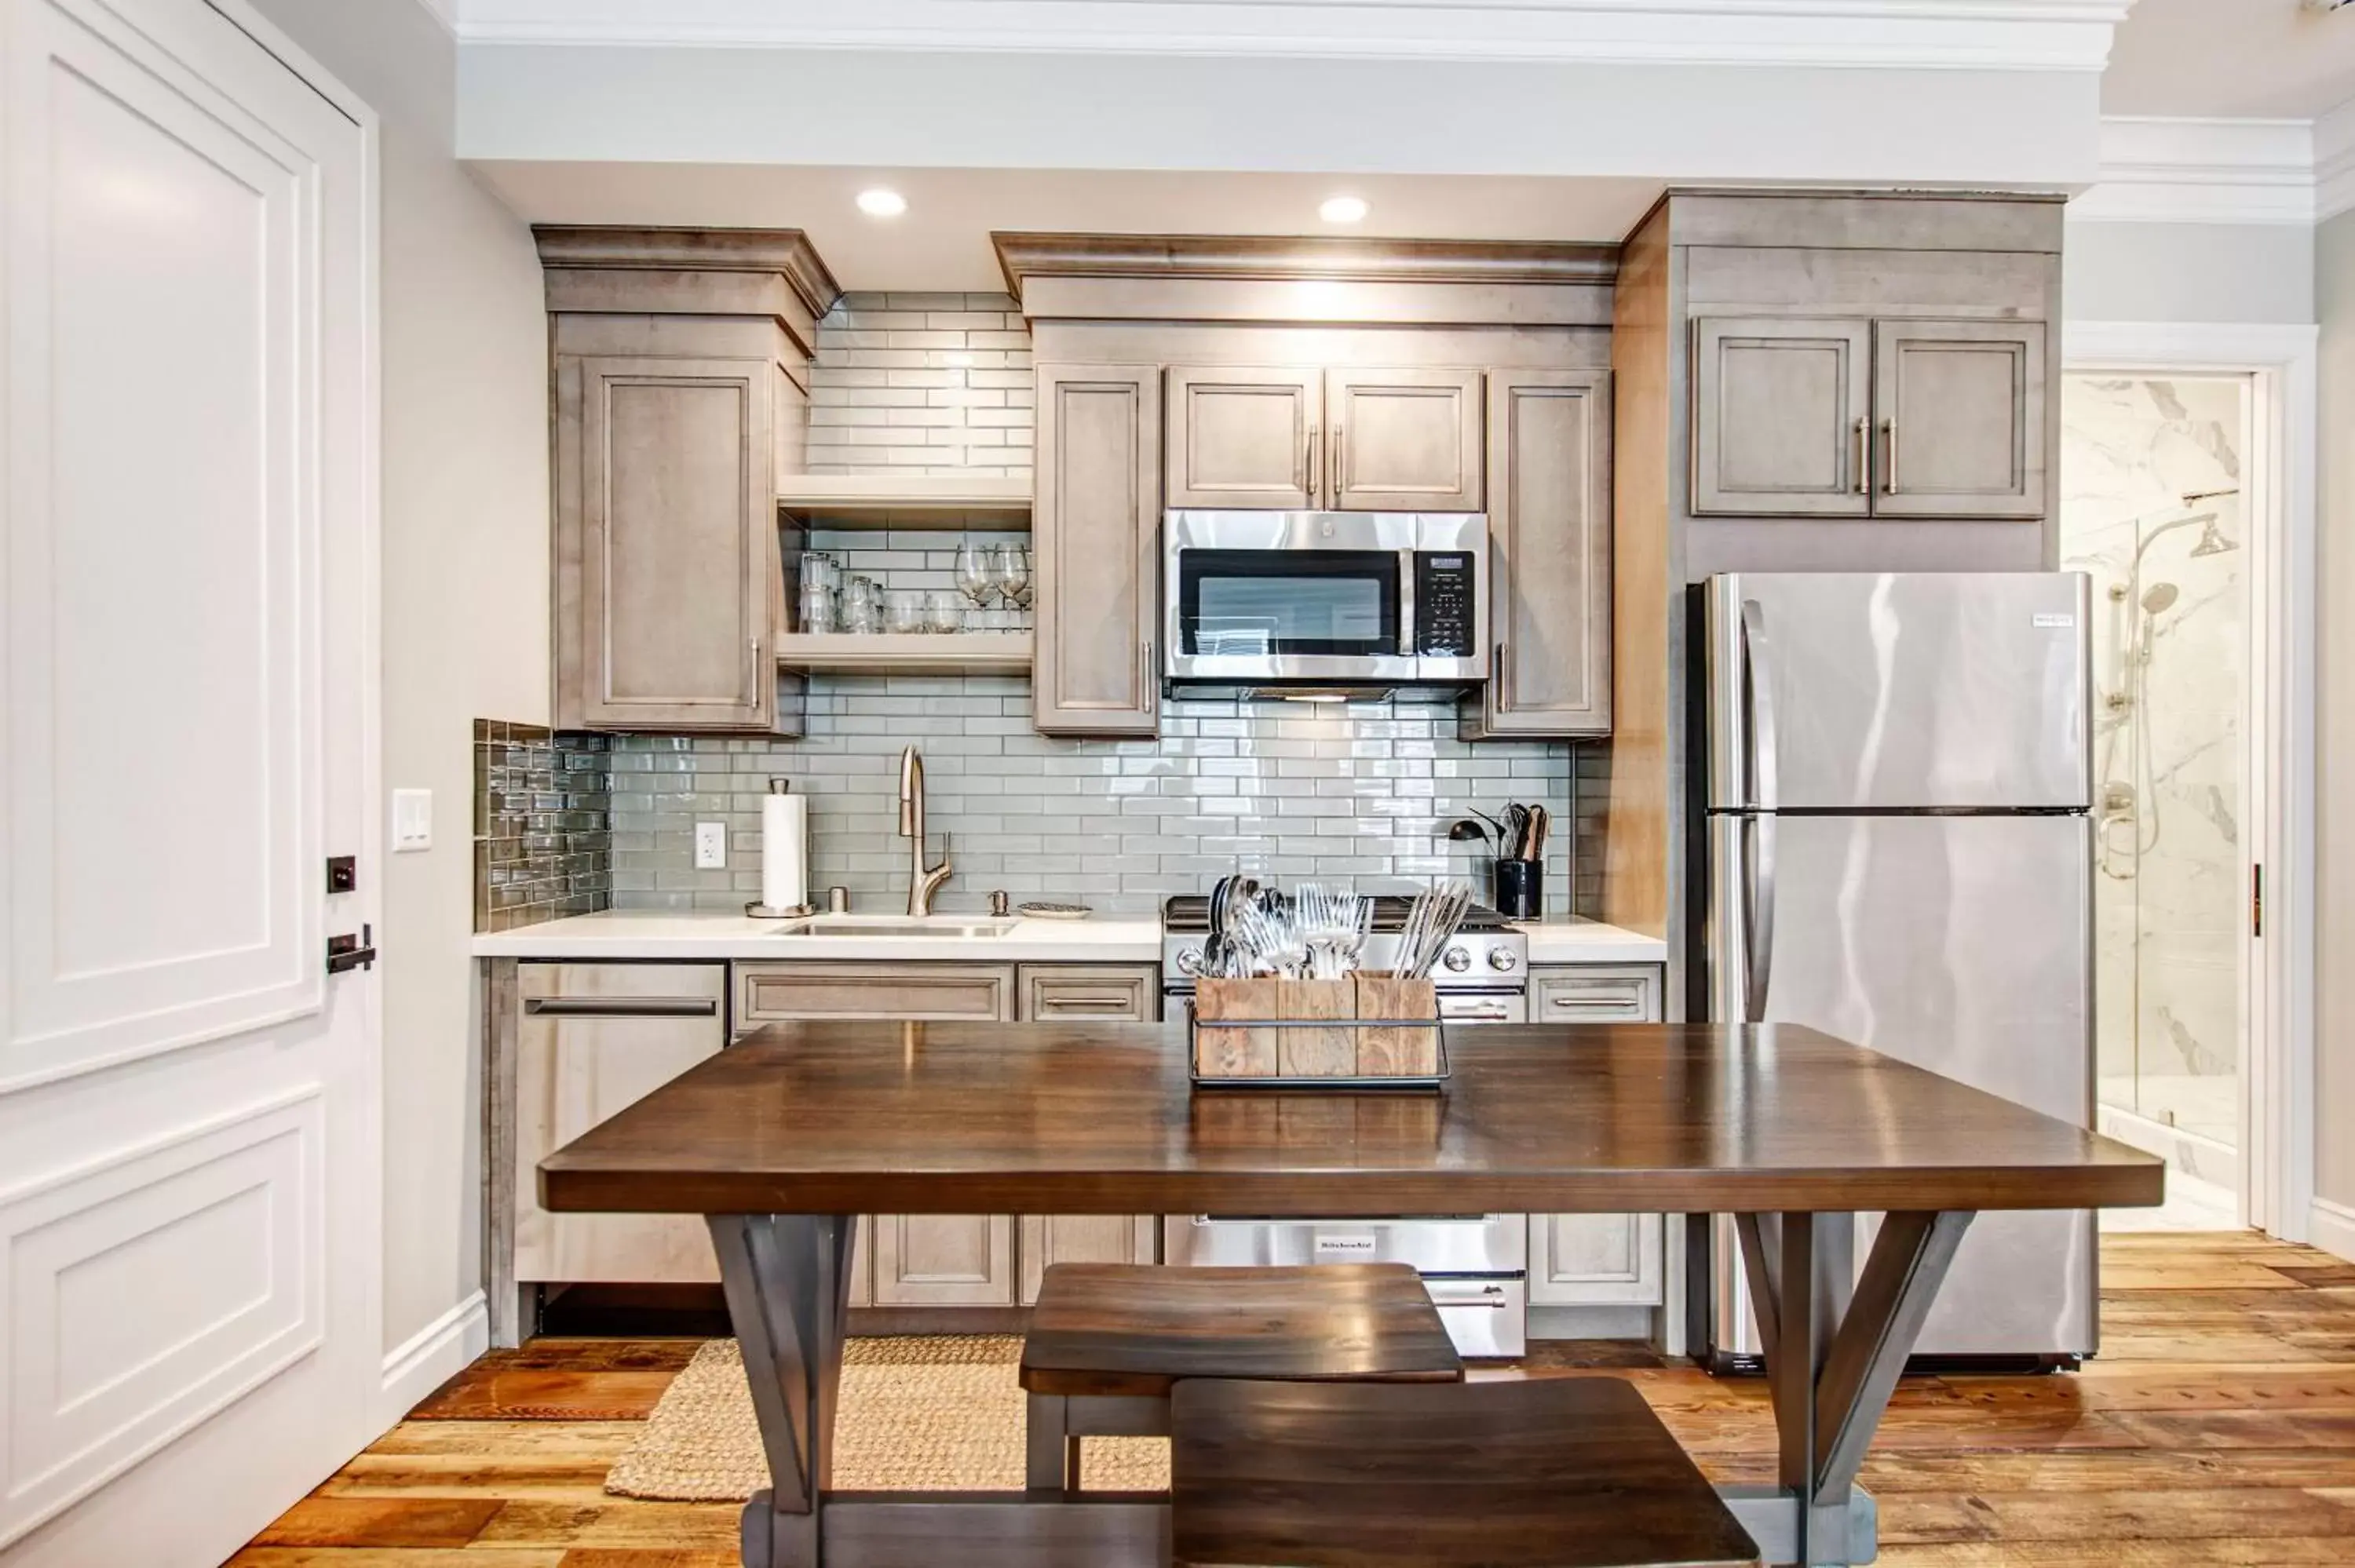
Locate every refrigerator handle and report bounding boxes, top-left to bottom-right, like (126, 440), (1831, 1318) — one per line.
(1745, 815), (1777, 1023)
(1740, 598), (1779, 811)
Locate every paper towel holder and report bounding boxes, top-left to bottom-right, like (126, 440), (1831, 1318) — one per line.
(747, 779), (812, 918)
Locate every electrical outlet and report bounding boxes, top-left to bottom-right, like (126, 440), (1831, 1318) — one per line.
(695, 822), (728, 870)
(391, 789), (433, 852)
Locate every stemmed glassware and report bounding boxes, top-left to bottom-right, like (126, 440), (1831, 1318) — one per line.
(955, 540), (995, 609)
(990, 543), (1031, 610)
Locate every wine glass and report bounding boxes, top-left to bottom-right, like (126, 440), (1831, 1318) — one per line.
(955, 540), (994, 608)
(991, 542), (1031, 610)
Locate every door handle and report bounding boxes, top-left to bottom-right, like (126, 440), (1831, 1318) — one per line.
(1744, 815), (1777, 1024)
(1881, 418), (1898, 495)
(524, 997), (721, 1017)
(1330, 421), (1344, 501)
(1304, 423), (1320, 500)
(1141, 639), (1157, 717)
(327, 924), (377, 975)
(1852, 417), (1868, 495)
(1424, 1282), (1511, 1307)
(1740, 600), (1779, 811)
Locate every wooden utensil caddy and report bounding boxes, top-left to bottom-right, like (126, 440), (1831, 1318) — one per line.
(1189, 974), (1448, 1090)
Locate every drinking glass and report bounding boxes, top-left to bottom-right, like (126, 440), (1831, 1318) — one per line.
(926, 590), (962, 634)
(798, 582), (836, 634)
(991, 542), (1031, 608)
(842, 575), (882, 634)
(955, 539), (993, 607)
(800, 551), (841, 593)
(883, 589), (928, 636)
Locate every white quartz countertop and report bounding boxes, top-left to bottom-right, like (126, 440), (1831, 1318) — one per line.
(1516, 921), (1670, 965)
(470, 910), (1165, 962)
(472, 910), (1666, 966)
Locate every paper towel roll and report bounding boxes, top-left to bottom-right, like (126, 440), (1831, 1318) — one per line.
(761, 784), (808, 913)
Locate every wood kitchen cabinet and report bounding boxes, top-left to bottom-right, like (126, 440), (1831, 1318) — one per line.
(1018, 1215), (1160, 1305)
(1165, 365), (1484, 512)
(1463, 369), (1612, 738)
(735, 961), (1017, 1026)
(1017, 964), (1161, 1023)
(872, 1214), (1017, 1307)
(1692, 315), (2045, 520)
(1527, 962), (1666, 1308)
(1034, 363), (1163, 735)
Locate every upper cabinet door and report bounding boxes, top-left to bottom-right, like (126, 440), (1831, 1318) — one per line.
(1164, 366), (1320, 509)
(1472, 370), (1613, 738)
(567, 355), (775, 731)
(1873, 319), (2047, 520)
(1691, 317), (1873, 517)
(1035, 363), (1163, 735)
(1325, 368), (1484, 512)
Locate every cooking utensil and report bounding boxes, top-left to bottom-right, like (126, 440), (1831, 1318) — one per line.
(1524, 804), (1549, 862)
(1447, 819), (1492, 848)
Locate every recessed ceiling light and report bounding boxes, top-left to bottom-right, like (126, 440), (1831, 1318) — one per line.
(856, 188), (907, 218)
(1319, 195), (1369, 224)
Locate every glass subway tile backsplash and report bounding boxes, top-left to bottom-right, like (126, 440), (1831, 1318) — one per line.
(604, 679), (1601, 918)
(473, 720), (614, 932)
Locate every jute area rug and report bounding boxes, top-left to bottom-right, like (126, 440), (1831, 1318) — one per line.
(604, 1336), (1171, 1500)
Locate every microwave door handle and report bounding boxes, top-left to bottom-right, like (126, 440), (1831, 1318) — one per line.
(1399, 549), (1417, 660)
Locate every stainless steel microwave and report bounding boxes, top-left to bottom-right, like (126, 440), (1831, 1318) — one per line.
(1161, 511), (1489, 685)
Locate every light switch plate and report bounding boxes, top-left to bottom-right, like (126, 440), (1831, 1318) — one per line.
(695, 821), (728, 870)
(391, 788), (433, 852)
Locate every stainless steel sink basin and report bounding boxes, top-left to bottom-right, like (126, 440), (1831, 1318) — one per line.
(768, 916), (1019, 939)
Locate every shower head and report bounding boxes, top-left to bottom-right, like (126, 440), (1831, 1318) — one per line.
(2141, 582), (2180, 615)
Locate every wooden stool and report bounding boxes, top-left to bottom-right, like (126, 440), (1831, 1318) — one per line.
(1020, 1263), (1462, 1493)
(1170, 1377), (1762, 1568)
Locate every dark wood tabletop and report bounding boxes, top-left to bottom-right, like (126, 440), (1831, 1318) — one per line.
(538, 1020), (2163, 1218)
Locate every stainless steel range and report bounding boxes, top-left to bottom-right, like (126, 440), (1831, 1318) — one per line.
(1158, 894), (1532, 1357)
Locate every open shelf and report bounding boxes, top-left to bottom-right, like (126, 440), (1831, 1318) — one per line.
(774, 631), (1033, 676)
(777, 474), (1031, 530)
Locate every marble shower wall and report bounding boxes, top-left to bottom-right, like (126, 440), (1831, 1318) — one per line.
(2060, 374), (2247, 1159)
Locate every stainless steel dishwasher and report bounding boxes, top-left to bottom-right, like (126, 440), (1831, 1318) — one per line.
(513, 963), (728, 1286)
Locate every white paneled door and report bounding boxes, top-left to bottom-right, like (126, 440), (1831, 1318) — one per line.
(0, 0), (378, 1562)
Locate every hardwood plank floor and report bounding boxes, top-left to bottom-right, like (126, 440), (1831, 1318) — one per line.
(231, 1233), (2355, 1566)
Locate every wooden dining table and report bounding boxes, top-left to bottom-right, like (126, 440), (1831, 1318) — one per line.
(539, 1019), (2164, 1568)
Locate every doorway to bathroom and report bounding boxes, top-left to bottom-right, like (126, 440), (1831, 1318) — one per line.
(2061, 372), (2253, 1231)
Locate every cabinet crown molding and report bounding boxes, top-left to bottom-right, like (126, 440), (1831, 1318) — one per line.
(992, 232), (1619, 299)
(533, 225), (843, 319)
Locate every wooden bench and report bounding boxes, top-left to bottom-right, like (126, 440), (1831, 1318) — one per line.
(1171, 1376), (1763, 1568)
(1019, 1262), (1462, 1493)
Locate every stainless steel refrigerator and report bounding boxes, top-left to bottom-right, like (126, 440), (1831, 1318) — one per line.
(1700, 571), (2097, 1370)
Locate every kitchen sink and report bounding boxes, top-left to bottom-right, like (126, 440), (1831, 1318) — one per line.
(768, 916), (1020, 939)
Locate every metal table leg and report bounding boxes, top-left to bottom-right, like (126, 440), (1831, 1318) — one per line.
(709, 1213), (856, 1568)
(1732, 1209), (1974, 1566)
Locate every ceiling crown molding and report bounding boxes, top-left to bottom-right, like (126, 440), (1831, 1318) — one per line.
(531, 226), (842, 318)
(453, 0), (2130, 72)
(992, 232), (1619, 302)
(2070, 116), (2319, 226)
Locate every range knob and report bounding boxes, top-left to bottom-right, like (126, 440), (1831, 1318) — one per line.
(1487, 946), (1519, 972)
(1174, 946), (1203, 976)
(1441, 946), (1473, 973)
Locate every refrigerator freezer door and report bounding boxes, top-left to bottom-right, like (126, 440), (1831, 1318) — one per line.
(1706, 572), (2092, 811)
(1707, 811), (2096, 1358)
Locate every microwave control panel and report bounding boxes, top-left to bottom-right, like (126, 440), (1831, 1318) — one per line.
(1415, 552), (1477, 658)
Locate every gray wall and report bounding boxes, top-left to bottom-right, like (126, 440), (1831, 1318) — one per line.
(242, 0), (550, 1358)
(2065, 219), (2317, 324)
(2317, 208), (2355, 1214)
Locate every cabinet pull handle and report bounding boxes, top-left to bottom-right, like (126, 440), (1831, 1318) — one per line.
(525, 997), (721, 1018)
(1042, 998), (1137, 1014)
(1330, 421), (1344, 501)
(1881, 418), (1898, 495)
(1852, 417), (1868, 495)
(1142, 639), (1157, 717)
(1304, 423), (1320, 499)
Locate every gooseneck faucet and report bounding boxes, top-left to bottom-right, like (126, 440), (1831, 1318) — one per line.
(899, 746), (953, 916)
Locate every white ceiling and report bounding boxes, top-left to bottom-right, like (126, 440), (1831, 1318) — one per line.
(467, 163), (1666, 292)
(2103, 0), (2355, 119)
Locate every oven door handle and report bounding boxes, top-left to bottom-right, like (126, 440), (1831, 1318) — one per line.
(1423, 1281), (1513, 1308)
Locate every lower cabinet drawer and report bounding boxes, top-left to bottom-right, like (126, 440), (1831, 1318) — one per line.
(1017, 964), (1161, 1023)
(1530, 965), (1663, 1024)
(735, 961), (1016, 1025)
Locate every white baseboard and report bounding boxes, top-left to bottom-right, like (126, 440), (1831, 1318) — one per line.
(2310, 1198), (2355, 1265)
(378, 1290), (488, 1423)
